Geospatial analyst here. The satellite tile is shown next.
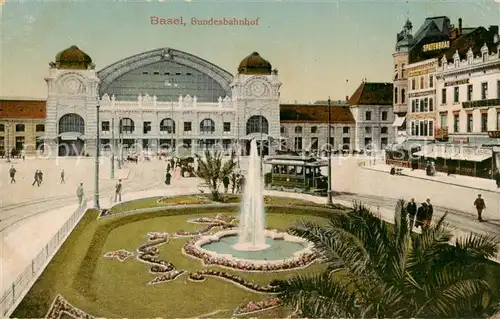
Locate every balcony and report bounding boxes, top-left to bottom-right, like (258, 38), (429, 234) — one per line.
(462, 98), (500, 109)
(435, 127), (449, 141)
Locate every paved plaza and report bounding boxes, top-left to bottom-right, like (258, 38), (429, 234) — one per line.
(1, 155), (500, 302)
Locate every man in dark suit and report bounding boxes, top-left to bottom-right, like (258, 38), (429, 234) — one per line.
(422, 198), (434, 229)
(406, 198), (417, 228)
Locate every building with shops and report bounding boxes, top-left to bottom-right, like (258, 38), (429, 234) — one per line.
(279, 103), (356, 153)
(348, 82), (395, 152)
(388, 19), (500, 178)
(391, 16), (499, 154)
(428, 42), (500, 177)
(0, 99), (46, 155)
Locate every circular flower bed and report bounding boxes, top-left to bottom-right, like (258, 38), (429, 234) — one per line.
(183, 230), (318, 272)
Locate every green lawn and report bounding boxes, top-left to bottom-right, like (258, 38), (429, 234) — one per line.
(14, 204), (340, 318)
(107, 193), (337, 215)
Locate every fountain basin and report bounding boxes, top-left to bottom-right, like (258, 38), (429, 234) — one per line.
(183, 229), (317, 271)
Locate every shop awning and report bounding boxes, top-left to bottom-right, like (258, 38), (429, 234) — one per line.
(392, 115), (406, 127)
(413, 149), (430, 156)
(451, 153), (492, 162)
(420, 151), (457, 159)
(58, 132), (84, 141)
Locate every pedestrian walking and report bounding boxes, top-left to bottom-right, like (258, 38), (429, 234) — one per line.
(174, 164), (181, 180)
(223, 175), (230, 194)
(474, 194), (486, 222)
(9, 165), (16, 184)
(422, 198), (433, 229)
(406, 198), (417, 228)
(114, 179), (123, 202)
(60, 169), (65, 184)
(238, 175), (246, 193)
(165, 170), (172, 185)
(494, 170), (500, 188)
(76, 183), (84, 204)
(38, 170), (43, 185)
(32, 170), (40, 187)
(231, 173), (237, 194)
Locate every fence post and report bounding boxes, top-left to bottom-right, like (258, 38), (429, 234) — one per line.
(12, 283), (15, 301)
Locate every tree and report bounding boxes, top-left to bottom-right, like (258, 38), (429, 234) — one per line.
(195, 149), (237, 201)
(274, 200), (499, 318)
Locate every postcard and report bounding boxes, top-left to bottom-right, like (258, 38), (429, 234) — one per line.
(1, 0), (500, 318)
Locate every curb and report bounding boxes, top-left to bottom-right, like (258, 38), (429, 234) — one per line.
(363, 166), (499, 194)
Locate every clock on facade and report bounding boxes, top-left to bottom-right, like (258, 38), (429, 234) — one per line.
(250, 81), (266, 97)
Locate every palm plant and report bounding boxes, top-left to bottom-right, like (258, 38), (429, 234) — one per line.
(195, 149), (237, 201)
(274, 200), (499, 318)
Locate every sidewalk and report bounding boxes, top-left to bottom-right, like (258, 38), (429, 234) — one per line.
(101, 168), (130, 180)
(364, 163), (500, 193)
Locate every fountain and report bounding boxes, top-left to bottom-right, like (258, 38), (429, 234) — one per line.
(184, 139), (317, 271)
(232, 139), (269, 251)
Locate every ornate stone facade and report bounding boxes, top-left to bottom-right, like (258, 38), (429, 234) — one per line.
(43, 47), (282, 156)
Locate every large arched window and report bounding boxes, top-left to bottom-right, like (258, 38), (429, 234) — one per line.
(200, 119), (215, 134)
(160, 118), (175, 133)
(246, 115), (269, 135)
(119, 118), (135, 134)
(59, 113), (85, 134)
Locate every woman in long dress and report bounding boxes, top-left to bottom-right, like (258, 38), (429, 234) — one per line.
(174, 164), (181, 180)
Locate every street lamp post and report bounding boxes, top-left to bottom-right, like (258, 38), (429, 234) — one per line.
(171, 100), (174, 156)
(237, 103), (242, 168)
(166, 81), (178, 157)
(94, 102), (101, 210)
(327, 97), (333, 206)
(118, 117), (122, 169)
(5, 123), (11, 163)
(111, 115), (115, 179)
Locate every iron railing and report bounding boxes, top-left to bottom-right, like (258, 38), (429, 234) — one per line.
(0, 199), (88, 317)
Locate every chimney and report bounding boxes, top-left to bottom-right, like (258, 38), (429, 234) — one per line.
(458, 18), (462, 36)
(490, 25), (499, 37)
(345, 95), (349, 102)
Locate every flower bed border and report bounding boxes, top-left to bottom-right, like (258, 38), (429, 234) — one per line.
(232, 298), (281, 316)
(45, 294), (95, 319)
(148, 270), (186, 285)
(103, 249), (135, 262)
(188, 270), (279, 294)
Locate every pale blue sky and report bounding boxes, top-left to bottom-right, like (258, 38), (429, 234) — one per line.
(1, 0), (499, 103)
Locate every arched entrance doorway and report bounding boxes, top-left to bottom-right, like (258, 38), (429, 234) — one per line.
(245, 115), (269, 156)
(58, 113), (85, 156)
